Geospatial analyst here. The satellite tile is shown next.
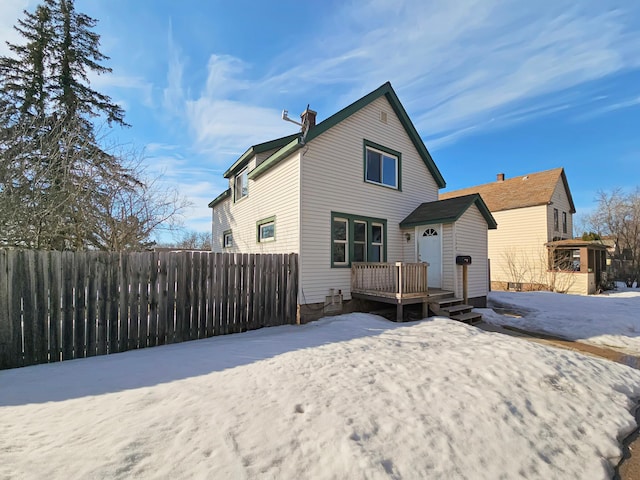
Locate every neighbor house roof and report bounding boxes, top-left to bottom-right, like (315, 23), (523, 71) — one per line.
(439, 168), (576, 214)
(217, 81), (445, 188)
(545, 239), (608, 250)
(400, 194), (497, 229)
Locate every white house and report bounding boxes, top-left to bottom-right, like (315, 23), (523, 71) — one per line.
(209, 82), (496, 322)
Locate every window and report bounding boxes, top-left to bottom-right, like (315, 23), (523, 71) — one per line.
(257, 217), (275, 242)
(223, 230), (233, 248)
(364, 140), (401, 190)
(553, 208), (559, 231)
(331, 212), (387, 267)
(562, 212), (567, 234)
(370, 223), (383, 262)
(234, 168), (248, 201)
(353, 221), (367, 262)
(332, 218), (348, 265)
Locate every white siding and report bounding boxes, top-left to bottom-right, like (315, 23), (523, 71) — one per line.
(453, 206), (489, 299)
(300, 96), (440, 303)
(441, 223), (456, 292)
(212, 153), (300, 254)
(489, 205), (548, 285)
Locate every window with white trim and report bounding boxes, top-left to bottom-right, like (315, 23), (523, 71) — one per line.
(364, 141), (400, 189)
(332, 218), (348, 265)
(234, 168), (248, 201)
(353, 221), (367, 262)
(370, 223), (383, 262)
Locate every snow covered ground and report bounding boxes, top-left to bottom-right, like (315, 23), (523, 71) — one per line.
(1, 313), (639, 479)
(483, 284), (640, 356)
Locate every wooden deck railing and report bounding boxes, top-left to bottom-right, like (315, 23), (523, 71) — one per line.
(351, 262), (428, 298)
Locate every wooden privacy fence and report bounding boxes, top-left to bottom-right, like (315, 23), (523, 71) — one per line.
(0, 250), (298, 370)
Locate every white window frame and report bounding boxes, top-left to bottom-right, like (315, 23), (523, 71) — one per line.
(234, 168), (248, 201)
(370, 222), (384, 262)
(332, 217), (349, 265)
(365, 146), (398, 189)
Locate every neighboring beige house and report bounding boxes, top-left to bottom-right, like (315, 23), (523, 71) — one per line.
(209, 82), (496, 322)
(440, 168), (577, 292)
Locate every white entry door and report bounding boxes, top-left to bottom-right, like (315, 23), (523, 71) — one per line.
(418, 225), (442, 288)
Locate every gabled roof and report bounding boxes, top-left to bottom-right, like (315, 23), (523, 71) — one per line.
(400, 194), (497, 229)
(225, 82), (446, 187)
(439, 168), (576, 214)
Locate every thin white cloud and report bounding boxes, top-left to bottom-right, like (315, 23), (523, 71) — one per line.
(163, 20), (186, 116)
(258, 0), (640, 143)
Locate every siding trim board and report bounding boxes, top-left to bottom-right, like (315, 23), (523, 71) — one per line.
(249, 138), (301, 180)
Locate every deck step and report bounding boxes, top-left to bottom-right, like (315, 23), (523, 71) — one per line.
(429, 297), (464, 307)
(441, 304), (473, 315)
(450, 311), (483, 324)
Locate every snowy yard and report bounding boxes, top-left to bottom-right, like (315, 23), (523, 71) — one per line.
(483, 285), (640, 356)
(1, 310), (640, 479)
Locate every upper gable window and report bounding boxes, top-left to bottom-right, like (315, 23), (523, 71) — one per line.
(562, 212), (567, 234)
(363, 140), (401, 190)
(553, 208), (559, 231)
(234, 168), (248, 201)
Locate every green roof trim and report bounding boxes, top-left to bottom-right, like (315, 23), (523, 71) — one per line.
(248, 137), (302, 180)
(234, 82), (446, 187)
(223, 133), (299, 179)
(400, 194), (497, 229)
(207, 188), (231, 208)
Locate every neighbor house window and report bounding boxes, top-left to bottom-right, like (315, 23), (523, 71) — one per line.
(331, 212), (387, 267)
(562, 212), (567, 234)
(257, 216), (275, 242)
(364, 140), (401, 190)
(223, 230), (233, 248)
(234, 168), (248, 201)
(553, 208), (559, 231)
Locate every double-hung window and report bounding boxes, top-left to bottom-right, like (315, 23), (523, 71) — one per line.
(553, 208), (559, 231)
(234, 168), (248, 201)
(562, 212), (567, 234)
(331, 212), (386, 267)
(364, 140), (401, 190)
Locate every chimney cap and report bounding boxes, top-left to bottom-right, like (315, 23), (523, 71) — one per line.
(497, 173), (505, 182)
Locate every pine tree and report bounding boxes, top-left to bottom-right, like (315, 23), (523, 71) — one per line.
(0, 0), (178, 250)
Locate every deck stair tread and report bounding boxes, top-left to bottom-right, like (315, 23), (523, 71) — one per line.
(429, 297), (464, 306)
(441, 304), (473, 314)
(450, 311), (483, 324)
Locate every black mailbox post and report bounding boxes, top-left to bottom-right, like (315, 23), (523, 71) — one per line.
(456, 255), (472, 265)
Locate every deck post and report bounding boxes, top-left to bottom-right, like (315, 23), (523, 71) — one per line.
(396, 302), (403, 322)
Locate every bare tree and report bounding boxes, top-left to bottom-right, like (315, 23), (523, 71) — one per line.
(0, 117), (189, 250)
(586, 188), (640, 284)
(158, 230), (212, 251)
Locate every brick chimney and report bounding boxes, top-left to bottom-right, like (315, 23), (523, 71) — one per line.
(301, 107), (317, 130)
(497, 173), (505, 182)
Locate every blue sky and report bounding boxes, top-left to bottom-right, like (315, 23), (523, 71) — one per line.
(2, 0), (639, 241)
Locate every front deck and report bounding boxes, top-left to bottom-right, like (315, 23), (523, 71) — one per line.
(351, 262), (449, 321)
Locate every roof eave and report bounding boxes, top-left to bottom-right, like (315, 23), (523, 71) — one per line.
(207, 188), (231, 208)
